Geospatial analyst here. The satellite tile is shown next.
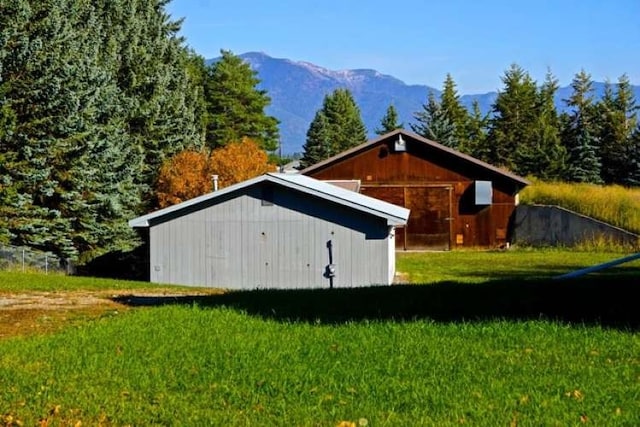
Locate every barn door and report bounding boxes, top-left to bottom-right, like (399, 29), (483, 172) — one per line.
(361, 186), (451, 250)
(404, 187), (451, 250)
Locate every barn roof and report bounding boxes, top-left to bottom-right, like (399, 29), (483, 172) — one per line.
(129, 173), (410, 228)
(300, 129), (530, 187)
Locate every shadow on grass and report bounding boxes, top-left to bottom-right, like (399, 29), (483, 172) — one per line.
(112, 275), (640, 330)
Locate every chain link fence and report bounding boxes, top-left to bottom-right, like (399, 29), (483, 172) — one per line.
(0, 243), (72, 274)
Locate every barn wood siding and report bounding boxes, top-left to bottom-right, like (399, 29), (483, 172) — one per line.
(305, 138), (519, 248)
(149, 184), (392, 289)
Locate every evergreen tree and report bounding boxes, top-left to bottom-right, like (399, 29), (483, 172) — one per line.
(183, 51), (211, 145)
(100, 0), (205, 201)
(301, 88), (366, 166)
(462, 100), (490, 161)
(565, 117), (603, 183)
(0, 0), (141, 258)
(596, 74), (638, 183)
(624, 125), (640, 186)
(0, 0), (204, 260)
(515, 70), (566, 179)
(375, 104), (403, 135)
(300, 111), (333, 168)
(204, 50), (280, 151)
(322, 88), (367, 152)
(440, 74), (470, 148)
(487, 64), (539, 172)
(411, 91), (456, 148)
(561, 70), (603, 183)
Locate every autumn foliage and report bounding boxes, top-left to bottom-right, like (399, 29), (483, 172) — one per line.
(208, 137), (275, 189)
(155, 150), (211, 208)
(155, 138), (274, 208)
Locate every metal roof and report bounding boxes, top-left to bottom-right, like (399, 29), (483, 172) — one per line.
(300, 129), (530, 187)
(129, 173), (410, 228)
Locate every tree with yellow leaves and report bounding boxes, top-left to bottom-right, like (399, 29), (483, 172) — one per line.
(208, 137), (275, 189)
(155, 138), (274, 207)
(155, 150), (211, 208)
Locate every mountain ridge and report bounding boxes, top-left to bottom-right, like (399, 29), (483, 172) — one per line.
(208, 52), (639, 154)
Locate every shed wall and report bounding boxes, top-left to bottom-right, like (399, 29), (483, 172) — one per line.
(149, 184), (393, 289)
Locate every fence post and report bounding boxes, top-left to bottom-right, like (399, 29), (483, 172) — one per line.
(45, 254), (48, 274)
(22, 248), (25, 272)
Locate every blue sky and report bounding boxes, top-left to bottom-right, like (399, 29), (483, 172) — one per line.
(166, 0), (639, 94)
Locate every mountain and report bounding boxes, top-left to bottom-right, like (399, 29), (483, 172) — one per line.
(209, 52), (640, 154)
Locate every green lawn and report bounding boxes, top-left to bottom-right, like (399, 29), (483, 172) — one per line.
(0, 270), (181, 293)
(396, 248), (640, 283)
(0, 249), (639, 426)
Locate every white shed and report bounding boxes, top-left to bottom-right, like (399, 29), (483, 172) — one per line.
(129, 173), (409, 289)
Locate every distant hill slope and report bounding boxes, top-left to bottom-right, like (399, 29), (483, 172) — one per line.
(207, 52), (640, 154)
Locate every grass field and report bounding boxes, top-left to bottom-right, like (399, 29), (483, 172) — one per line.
(520, 180), (640, 234)
(1, 249), (639, 426)
(0, 270), (171, 293)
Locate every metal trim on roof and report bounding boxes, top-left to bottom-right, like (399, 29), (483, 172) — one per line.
(129, 173), (409, 228)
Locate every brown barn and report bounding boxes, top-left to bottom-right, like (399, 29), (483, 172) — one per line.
(301, 129), (529, 250)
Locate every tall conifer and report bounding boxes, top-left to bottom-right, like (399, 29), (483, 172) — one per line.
(411, 91), (456, 148)
(561, 70), (603, 183)
(375, 104), (403, 135)
(0, 0), (204, 259)
(487, 64), (539, 172)
(205, 50), (280, 151)
(596, 75), (638, 183)
(300, 88), (367, 167)
(515, 70), (566, 179)
(440, 74), (470, 148)
(463, 100), (490, 161)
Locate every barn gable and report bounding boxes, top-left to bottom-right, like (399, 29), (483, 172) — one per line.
(301, 129), (529, 249)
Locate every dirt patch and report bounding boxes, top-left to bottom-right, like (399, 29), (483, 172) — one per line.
(0, 288), (223, 339)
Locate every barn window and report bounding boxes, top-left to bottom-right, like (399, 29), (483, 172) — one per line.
(474, 181), (492, 205)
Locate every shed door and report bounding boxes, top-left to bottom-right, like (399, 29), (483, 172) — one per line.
(405, 187), (451, 250)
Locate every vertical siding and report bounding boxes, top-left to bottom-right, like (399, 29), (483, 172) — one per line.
(305, 136), (523, 248)
(148, 184), (393, 289)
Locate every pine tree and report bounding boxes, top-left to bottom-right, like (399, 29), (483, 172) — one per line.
(440, 74), (470, 148)
(0, 0), (204, 260)
(515, 70), (566, 179)
(184, 51), (211, 145)
(561, 70), (603, 183)
(375, 104), (403, 135)
(462, 100), (490, 161)
(100, 0), (205, 202)
(411, 91), (456, 148)
(322, 88), (367, 152)
(596, 74), (638, 183)
(204, 50), (280, 151)
(300, 111), (333, 168)
(565, 117), (603, 183)
(624, 125), (640, 186)
(0, 0), (143, 258)
(487, 64), (539, 172)
(301, 89), (366, 166)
